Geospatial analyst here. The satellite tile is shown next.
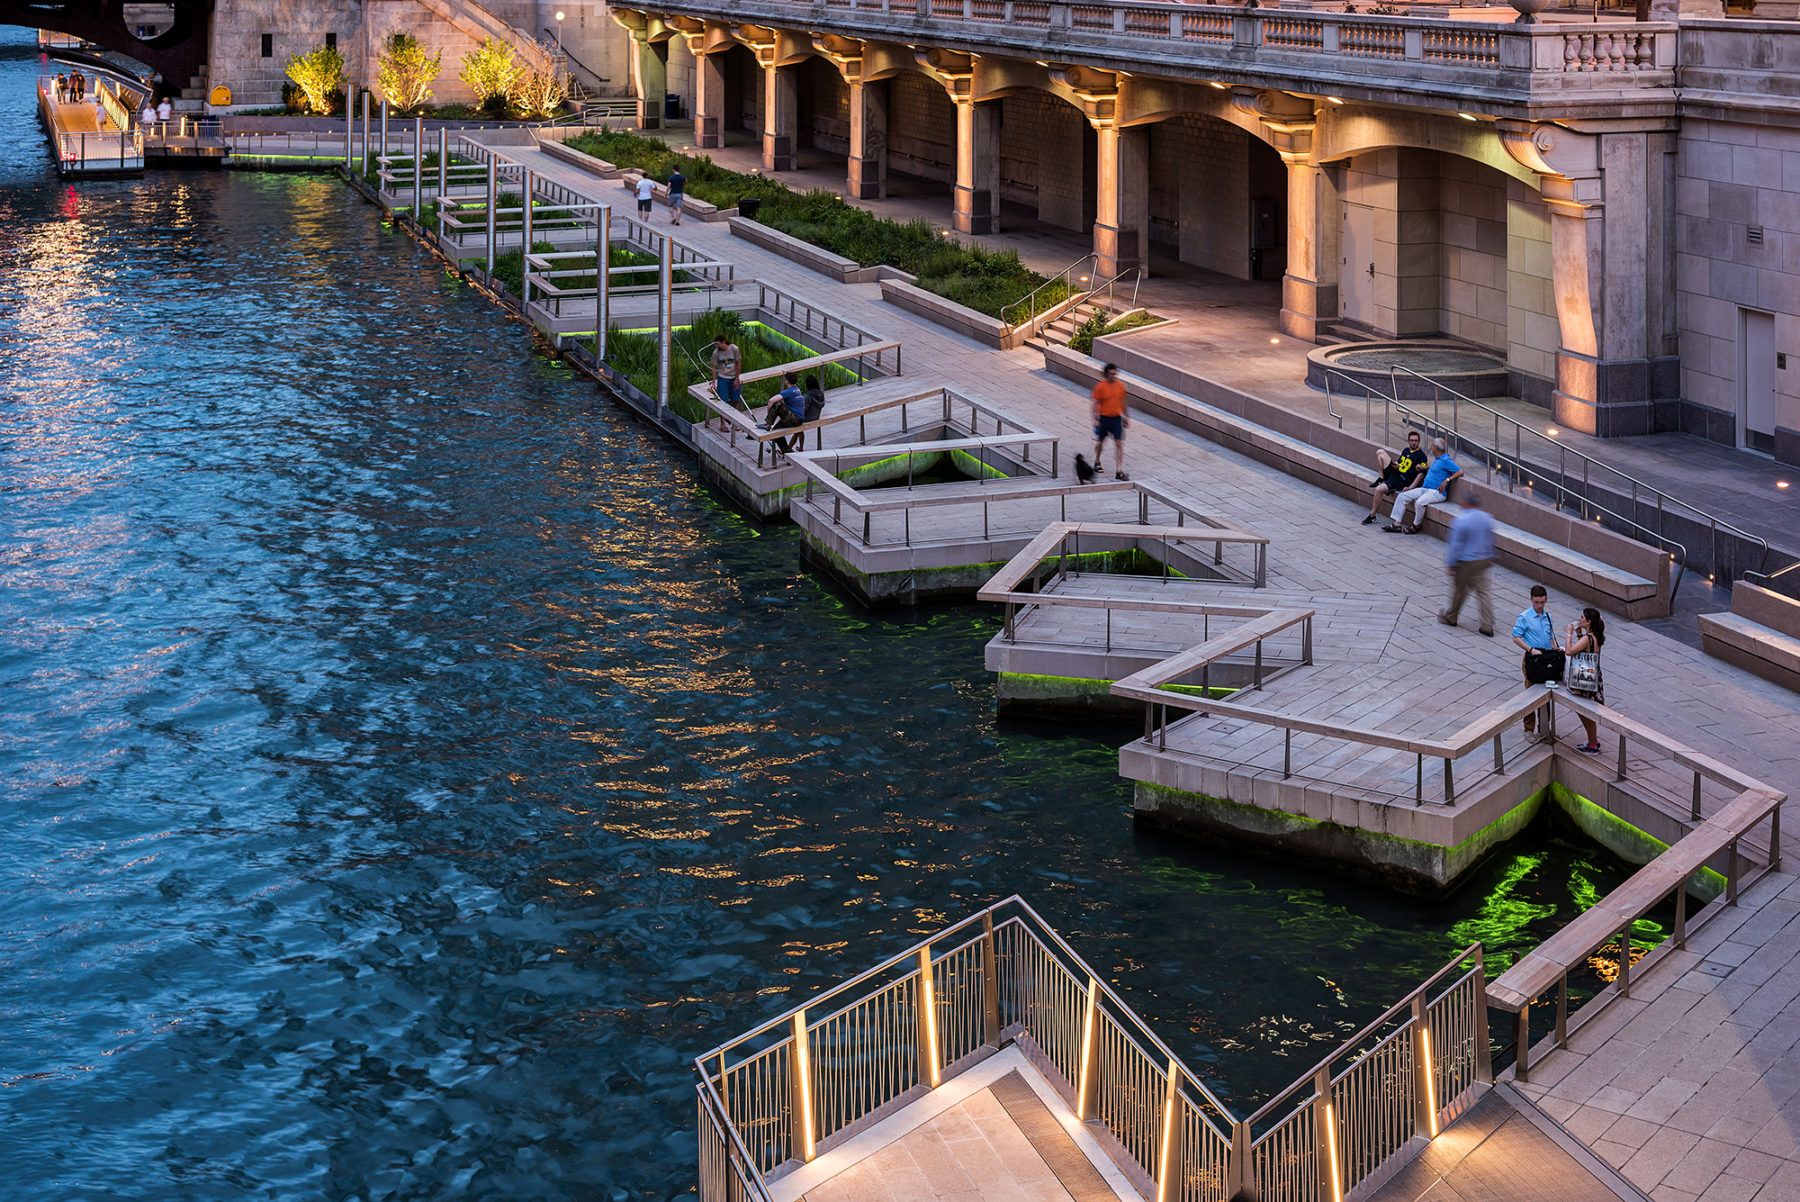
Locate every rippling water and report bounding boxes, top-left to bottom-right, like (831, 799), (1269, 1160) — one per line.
(0, 29), (1630, 1200)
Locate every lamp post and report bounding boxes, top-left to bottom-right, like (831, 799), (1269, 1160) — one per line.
(554, 10), (566, 82)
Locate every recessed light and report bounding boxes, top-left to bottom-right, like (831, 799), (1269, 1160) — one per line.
(1780, 481), (1791, 489)
(1458, 112), (1478, 121)
(1327, 96), (1344, 105)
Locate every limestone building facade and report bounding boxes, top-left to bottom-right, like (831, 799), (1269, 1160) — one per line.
(611, 1), (1800, 465)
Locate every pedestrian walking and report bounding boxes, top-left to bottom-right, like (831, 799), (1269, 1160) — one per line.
(1091, 363), (1129, 481)
(1437, 492), (1495, 636)
(635, 174), (655, 217)
(667, 168), (685, 225)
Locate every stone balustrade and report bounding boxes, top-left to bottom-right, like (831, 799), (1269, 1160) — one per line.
(637, 0), (1677, 111)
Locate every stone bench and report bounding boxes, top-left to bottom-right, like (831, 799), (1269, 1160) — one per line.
(1699, 611), (1800, 693)
(1043, 344), (1671, 619)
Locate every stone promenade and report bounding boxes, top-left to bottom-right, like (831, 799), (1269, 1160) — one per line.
(465, 137), (1800, 1201)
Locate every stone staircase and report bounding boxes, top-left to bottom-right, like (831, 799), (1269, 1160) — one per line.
(1027, 298), (1112, 350)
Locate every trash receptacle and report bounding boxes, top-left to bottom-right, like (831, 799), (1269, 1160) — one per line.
(664, 92), (681, 120)
(738, 196), (762, 220)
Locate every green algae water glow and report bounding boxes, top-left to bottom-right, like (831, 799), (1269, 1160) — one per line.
(0, 27), (1636, 1198)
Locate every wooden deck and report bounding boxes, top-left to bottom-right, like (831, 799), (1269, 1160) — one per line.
(774, 1049), (1141, 1202)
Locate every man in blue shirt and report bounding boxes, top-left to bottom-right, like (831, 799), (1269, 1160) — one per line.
(1511, 584), (1560, 735)
(1437, 491), (1496, 635)
(1384, 438), (1463, 534)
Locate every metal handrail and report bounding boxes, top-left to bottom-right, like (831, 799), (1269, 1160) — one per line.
(1388, 363), (1768, 582)
(1742, 558), (1800, 591)
(1326, 367), (1692, 598)
(1242, 944), (1483, 1129)
(999, 250), (1094, 330)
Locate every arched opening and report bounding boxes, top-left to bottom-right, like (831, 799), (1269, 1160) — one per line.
(1331, 147), (1554, 400)
(1135, 112), (1289, 283)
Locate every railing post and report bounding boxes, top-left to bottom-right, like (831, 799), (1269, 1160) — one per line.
(1514, 1001), (1531, 1083)
(1410, 996), (1438, 1139)
(1312, 1067), (1342, 1202)
(1077, 975), (1101, 1121)
(1617, 926), (1632, 998)
(1155, 1058), (1184, 1202)
(1443, 758), (1456, 806)
(916, 946), (942, 1088)
(1229, 1119), (1252, 1200)
(1617, 733), (1627, 781)
(980, 914), (1001, 1047)
(788, 1010), (815, 1163)
(1473, 947), (1494, 1085)
(1674, 877), (1688, 948)
(1692, 770), (1702, 821)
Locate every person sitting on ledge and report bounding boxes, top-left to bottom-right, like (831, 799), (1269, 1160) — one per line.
(1384, 438), (1462, 534)
(767, 372), (806, 454)
(1362, 429), (1426, 525)
(802, 374), (826, 424)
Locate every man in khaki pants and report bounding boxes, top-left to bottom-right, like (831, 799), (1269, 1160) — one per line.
(1438, 491), (1495, 636)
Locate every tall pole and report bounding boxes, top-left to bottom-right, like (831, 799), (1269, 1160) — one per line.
(485, 159), (497, 275)
(595, 204), (611, 364)
(521, 169), (534, 310)
(657, 235), (672, 416)
(344, 87), (354, 171)
(380, 97), (389, 160)
(436, 127), (448, 242)
(413, 116), (424, 217)
(359, 89), (370, 178)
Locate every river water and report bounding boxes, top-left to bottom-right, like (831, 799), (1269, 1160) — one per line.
(0, 28), (1629, 1200)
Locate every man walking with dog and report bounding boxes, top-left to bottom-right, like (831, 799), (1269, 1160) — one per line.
(1091, 363), (1129, 481)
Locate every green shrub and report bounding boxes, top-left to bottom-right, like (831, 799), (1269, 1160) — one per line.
(592, 308), (862, 422)
(1070, 311), (1165, 355)
(558, 130), (1058, 319)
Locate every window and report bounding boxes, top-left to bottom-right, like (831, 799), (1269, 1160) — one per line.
(261, 34), (272, 58)
(325, 32), (336, 49)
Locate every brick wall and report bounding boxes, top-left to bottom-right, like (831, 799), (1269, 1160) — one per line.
(886, 70), (956, 184)
(1505, 178), (1556, 387)
(798, 56), (849, 153)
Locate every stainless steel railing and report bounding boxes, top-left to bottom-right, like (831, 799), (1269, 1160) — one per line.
(696, 897), (1492, 1202)
(1385, 363), (1767, 583)
(1320, 366), (1692, 599)
(999, 250), (1094, 331)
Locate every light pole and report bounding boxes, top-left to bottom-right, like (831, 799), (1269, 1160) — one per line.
(554, 11), (567, 90)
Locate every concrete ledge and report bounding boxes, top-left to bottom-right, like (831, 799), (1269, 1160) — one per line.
(880, 278), (1018, 349)
(1700, 611), (1800, 694)
(1731, 580), (1800, 637)
(729, 217), (877, 283)
(1045, 344), (1673, 619)
(536, 136), (623, 180)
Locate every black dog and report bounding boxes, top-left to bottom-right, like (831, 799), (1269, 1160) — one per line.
(1074, 453), (1098, 484)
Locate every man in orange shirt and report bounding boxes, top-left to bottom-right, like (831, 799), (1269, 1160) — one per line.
(1091, 363), (1129, 480)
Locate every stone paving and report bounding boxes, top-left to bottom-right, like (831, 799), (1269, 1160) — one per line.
(460, 135), (1800, 1200)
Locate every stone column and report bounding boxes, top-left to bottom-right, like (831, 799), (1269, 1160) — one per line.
(848, 79), (889, 200)
(1280, 159), (1339, 341)
(953, 99), (1001, 235)
(693, 50), (727, 149)
(631, 34), (666, 131)
(1543, 137), (1672, 437)
(761, 62), (797, 171)
(1092, 123), (1148, 277)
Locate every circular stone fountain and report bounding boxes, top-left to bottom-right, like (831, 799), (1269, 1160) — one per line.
(1306, 342), (1510, 400)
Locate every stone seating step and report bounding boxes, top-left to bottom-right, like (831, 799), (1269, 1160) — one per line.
(1698, 610), (1800, 692)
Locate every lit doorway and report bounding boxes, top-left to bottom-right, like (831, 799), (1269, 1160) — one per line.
(1738, 306), (1777, 456)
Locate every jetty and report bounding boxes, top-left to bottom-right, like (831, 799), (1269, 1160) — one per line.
(36, 73), (143, 176)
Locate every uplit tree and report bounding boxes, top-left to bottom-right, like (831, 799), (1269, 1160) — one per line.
(285, 43), (345, 116)
(460, 37), (524, 116)
(508, 69), (566, 120)
(378, 33), (441, 112)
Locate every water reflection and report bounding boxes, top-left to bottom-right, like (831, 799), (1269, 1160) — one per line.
(0, 27), (1634, 1199)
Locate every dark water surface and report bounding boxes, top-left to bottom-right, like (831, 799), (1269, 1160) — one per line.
(0, 29), (1628, 1200)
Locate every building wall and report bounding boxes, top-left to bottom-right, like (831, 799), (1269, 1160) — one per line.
(798, 56), (850, 153)
(1506, 178), (1557, 390)
(886, 70), (957, 184)
(1675, 116), (1800, 449)
(207, 0), (631, 108)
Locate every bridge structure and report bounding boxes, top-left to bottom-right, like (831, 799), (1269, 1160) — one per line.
(600, 0), (1800, 460)
(12, 0), (212, 87)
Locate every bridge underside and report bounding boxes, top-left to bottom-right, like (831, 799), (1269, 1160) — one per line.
(7, 0), (211, 88)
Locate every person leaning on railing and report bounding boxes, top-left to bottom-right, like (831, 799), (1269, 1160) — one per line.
(1566, 608), (1607, 754)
